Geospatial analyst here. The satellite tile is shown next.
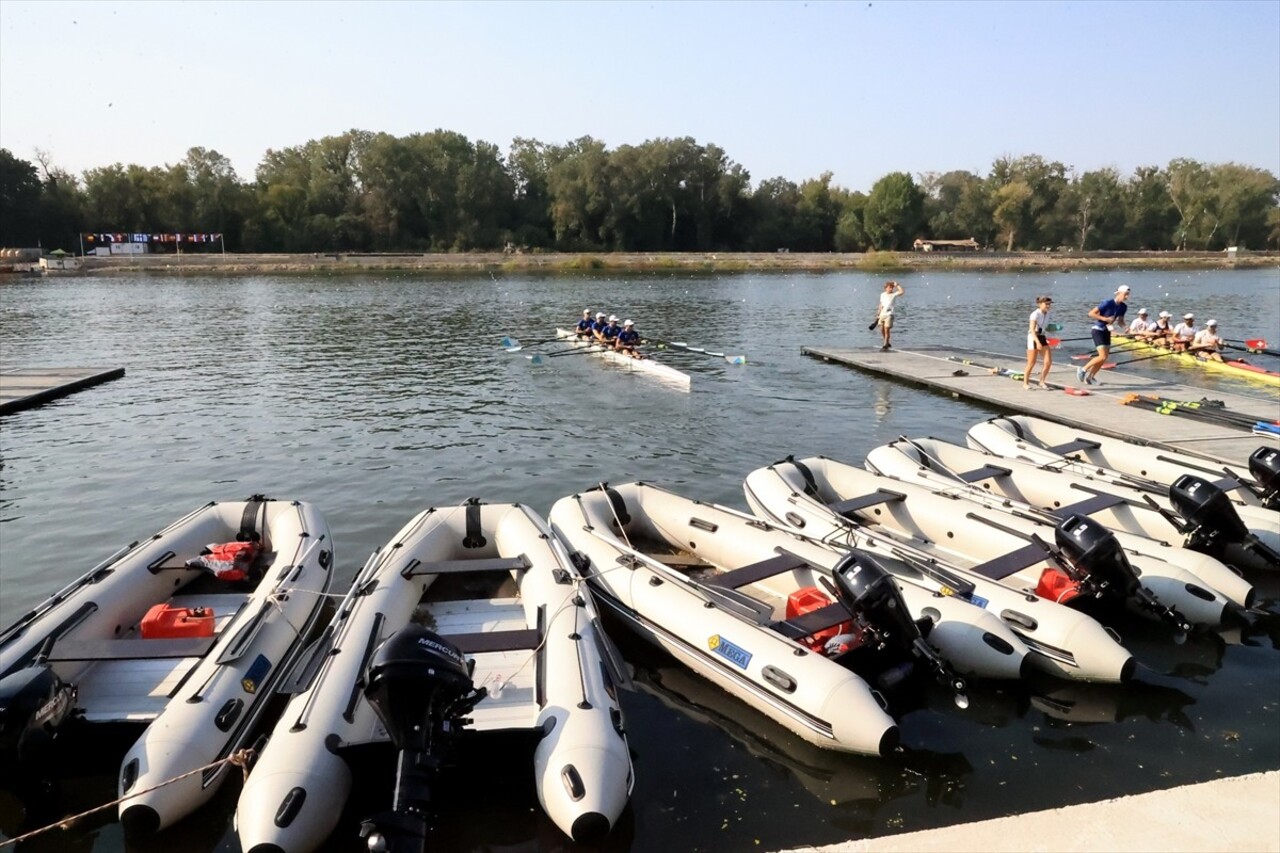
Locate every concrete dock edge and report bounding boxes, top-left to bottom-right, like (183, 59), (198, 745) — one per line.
(779, 770), (1280, 852)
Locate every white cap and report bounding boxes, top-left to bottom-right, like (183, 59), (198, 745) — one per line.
(596, 312), (606, 319)
(1117, 285), (1131, 293)
(1159, 311), (1172, 318)
(1138, 308), (1148, 315)
(1207, 319), (1217, 326)
(608, 315), (619, 322)
(583, 308), (591, 315)
(1183, 313), (1194, 320)
(623, 319), (634, 326)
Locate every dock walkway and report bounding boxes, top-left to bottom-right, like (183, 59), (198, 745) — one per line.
(0, 367), (125, 415)
(803, 346), (1278, 464)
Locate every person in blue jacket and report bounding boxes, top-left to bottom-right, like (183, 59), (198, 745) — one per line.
(615, 319), (643, 358)
(575, 309), (594, 338)
(589, 312), (608, 341)
(1078, 284), (1130, 385)
(598, 315), (623, 346)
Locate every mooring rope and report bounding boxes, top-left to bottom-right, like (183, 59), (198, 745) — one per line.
(0, 748), (255, 849)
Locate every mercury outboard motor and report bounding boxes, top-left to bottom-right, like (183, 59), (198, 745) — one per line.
(1055, 514), (1191, 632)
(828, 551), (968, 708)
(359, 626), (487, 853)
(1248, 447), (1280, 510)
(0, 664), (77, 766)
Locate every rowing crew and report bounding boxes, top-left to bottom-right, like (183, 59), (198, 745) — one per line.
(574, 310), (645, 359)
(1126, 309), (1226, 361)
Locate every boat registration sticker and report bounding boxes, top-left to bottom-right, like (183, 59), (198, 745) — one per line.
(708, 635), (752, 670)
(241, 654), (272, 694)
(966, 594), (989, 609)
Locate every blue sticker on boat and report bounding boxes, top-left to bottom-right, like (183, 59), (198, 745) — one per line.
(241, 654), (272, 694)
(708, 635), (752, 670)
(967, 594), (989, 609)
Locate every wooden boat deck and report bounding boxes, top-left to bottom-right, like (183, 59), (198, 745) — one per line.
(802, 345), (1278, 465)
(0, 366), (125, 415)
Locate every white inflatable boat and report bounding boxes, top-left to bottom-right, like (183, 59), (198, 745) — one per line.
(236, 500), (632, 853)
(744, 455), (1188, 680)
(549, 482), (1032, 756)
(0, 496), (333, 837)
(967, 415), (1280, 512)
(867, 437), (1263, 605)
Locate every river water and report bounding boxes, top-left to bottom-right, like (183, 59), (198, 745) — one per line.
(0, 268), (1277, 851)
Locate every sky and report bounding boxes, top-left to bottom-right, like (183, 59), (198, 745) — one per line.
(1, 0), (1277, 191)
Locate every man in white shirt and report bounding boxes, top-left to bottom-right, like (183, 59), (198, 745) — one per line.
(1191, 319), (1225, 361)
(874, 281), (905, 351)
(1171, 313), (1197, 352)
(1127, 308), (1156, 338)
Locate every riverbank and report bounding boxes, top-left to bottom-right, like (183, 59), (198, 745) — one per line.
(34, 249), (1280, 276)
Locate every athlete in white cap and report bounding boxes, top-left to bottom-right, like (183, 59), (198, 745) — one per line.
(575, 309), (595, 339)
(1171, 313), (1197, 352)
(596, 315), (623, 346)
(615, 319), (644, 358)
(1127, 308), (1156, 338)
(1192, 319), (1224, 361)
(1079, 285), (1131, 385)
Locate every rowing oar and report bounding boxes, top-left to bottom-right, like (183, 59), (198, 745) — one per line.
(1111, 344), (1224, 367)
(1224, 340), (1280, 358)
(645, 338), (746, 365)
(525, 344), (611, 365)
(502, 335), (565, 352)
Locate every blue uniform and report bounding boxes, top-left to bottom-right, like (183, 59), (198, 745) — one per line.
(591, 320), (608, 337)
(601, 322), (621, 342)
(576, 317), (593, 334)
(1091, 298), (1127, 347)
(617, 328), (640, 347)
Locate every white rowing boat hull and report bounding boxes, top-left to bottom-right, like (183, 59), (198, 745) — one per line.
(554, 328), (691, 389)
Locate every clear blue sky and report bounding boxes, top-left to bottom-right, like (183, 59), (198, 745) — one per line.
(2, 0), (1277, 191)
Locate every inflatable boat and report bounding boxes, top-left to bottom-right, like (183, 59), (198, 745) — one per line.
(0, 496), (333, 837)
(236, 499), (632, 853)
(549, 482), (1032, 756)
(867, 437), (1268, 597)
(967, 415), (1280, 512)
(744, 456), (1198, 677)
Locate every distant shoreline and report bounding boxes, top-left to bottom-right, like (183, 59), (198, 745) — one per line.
(16, 250), (1280, 276)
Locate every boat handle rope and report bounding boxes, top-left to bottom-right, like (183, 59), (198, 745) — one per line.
(0, 748), (256, 850)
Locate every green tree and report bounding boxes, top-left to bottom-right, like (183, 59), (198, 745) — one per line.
(1123, 166), (1177, 249)
(920, 170), (993, 246)
(0, 149), (43, 246)
(1210, 162), (1278, 249)
(833, 190), (869, 251)
(992, 180), (1033, 251)
(1064, 168), (1125, 250)
(863, 172), (925, 250)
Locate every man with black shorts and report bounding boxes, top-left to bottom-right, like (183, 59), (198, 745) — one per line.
(1078, 284), (1130, 385)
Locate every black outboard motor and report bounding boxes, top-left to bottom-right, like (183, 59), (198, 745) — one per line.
(1248, 447), (1280, 510)
(1055, 514), (1190, 632)
(828, 551), (968, 708)
(359, 626), (487, 853)
(0, 664), (77, 766)
(1168, 475), (1250, 556)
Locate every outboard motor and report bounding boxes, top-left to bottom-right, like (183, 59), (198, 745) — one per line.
(828, 551), (968, 708)
(0, 664), (77, 766)
(1248, 447), (1280, 510)
(1055, 514), (1190, 632)
(359, 626), (487, 853)
(1169, 475), (1250, 556)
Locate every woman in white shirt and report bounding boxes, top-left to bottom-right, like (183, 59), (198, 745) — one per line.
(1023, 295), (1054, 389)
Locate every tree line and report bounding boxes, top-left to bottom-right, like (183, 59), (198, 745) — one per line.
(2, 132), (1277, 254)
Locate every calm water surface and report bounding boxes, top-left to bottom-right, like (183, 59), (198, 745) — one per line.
(0, 269), (1277, 851)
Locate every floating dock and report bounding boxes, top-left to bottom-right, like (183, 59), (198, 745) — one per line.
(0, 367), (125, 415)
(803, 346), (1277, 464)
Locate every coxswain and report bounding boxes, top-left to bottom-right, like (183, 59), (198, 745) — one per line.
(615, 319), (643, 358)
(575, 309), (594, 338)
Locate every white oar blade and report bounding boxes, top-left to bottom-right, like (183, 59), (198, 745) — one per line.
(501, 336), (518, 348)
(527, 353), (544, 365)
(725, 355), (747, 365)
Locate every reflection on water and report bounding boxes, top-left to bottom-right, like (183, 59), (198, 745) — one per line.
(0, 270), (1276, 851)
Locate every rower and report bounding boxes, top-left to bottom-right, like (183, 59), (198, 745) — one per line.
(1151, 310), (1174, 346)
(1192, 319), (1225, 362)
(615, 319), (643, 358)
(1127, 308), (1156, 339)
(599, 315), (622, 346)
(590, 311), (608, 342)
(575, 309), (594, 338)
(1171, 313), (1197, 352)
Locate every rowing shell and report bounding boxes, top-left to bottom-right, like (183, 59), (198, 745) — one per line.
(554, 329), (692, 390)
(1113, 334), (1280, 389)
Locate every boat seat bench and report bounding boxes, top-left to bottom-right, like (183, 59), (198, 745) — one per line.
(1051, 492), (1129, 519)
(1048, 438), (1102, 456)
(966, 542), (1054, 581)
(771, 602), (851, 640)
(703, 554), (809, 590)
(447, 628), (541, 655)
(47, 636), (217, 662)
(827, 489), (906, 518)
(956, 463), (1012, 483)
